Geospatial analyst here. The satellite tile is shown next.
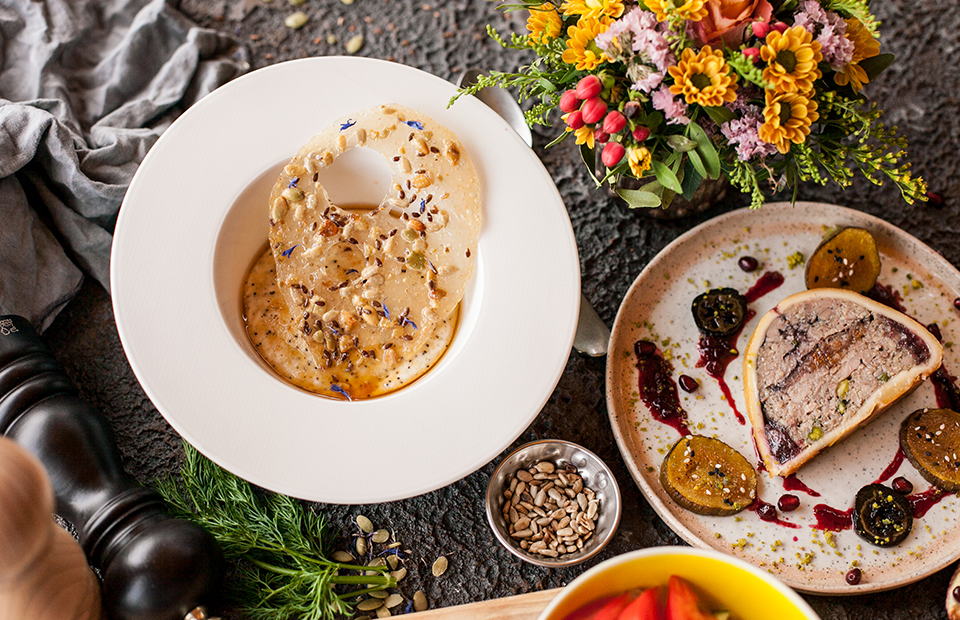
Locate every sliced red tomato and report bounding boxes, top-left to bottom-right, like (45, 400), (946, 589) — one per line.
(666, 576), (715, 620)
(617, 587), (665, 620)
(594, 592), (636, 620)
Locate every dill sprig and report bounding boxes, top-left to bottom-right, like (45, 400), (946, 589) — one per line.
(156, 443), (395, 620)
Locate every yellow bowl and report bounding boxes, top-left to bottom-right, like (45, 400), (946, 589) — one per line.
(537, 547), (820, 620)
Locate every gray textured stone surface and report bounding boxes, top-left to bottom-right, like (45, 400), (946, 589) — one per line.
(40, 0), (960, 617)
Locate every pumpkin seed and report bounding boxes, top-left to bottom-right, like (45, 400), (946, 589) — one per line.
(357, 598), (383, 611)
(413, 591), (428, 612)
(390, 567), (407, 581)
(384, 594), (404, 609)
(386, 554), (399, 570)
(368, 590), (389, 599)
(431, 555), (448, 577)
(367, 557), (387, 567)
(357, 515), (375, 533)
(345, 34), (364, 54)
(376, 607), (391, 618)
(284, 11), (309, 28)
(355, 536), (368, 557)
(332, 550), (355, 563)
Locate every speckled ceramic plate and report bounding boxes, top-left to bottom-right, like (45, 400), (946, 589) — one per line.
(606, 201), (960, 594)
(112, 57), (579, 503)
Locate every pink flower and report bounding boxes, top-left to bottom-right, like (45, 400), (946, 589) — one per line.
(652, 86), (690, 126)
(596, 8), (675, 92)
(793, 0), (854, 70)
(721, 106), (778, 161)
(691, 0), (774, 48)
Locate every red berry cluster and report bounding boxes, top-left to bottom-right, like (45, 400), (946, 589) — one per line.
(561, 75), (650, 170)
(742, 19), (789, 62)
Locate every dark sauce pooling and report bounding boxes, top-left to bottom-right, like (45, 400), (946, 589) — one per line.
(783, 473), (821, 497)
(634, 340), (690, 436)
(909, 486), (947, 518)
(812, 504), (853, 532)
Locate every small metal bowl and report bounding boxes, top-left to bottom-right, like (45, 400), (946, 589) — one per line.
(486, 439), (622, 567)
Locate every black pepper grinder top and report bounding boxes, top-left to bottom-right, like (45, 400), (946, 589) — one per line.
(0, 315), (224, 620)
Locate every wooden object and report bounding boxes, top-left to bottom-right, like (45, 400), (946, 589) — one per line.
(0, 436), (102, 620)
(413, 588), (560, 620)
(0, 315), (224, 620)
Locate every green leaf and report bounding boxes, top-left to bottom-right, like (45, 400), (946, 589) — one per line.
(646, 111), (664, 132)
(666, 134), (698, 152)
(681, 158), (704, 200)
(616, 187), (663, 208)
(539, 77), (558, 92)
(860, 53), (895, 81)
(651, 159), (682, 193)
(702, 105), (736, 126)
(687, 148), (708, 179)
(688, 122), (721, 179)
(580, 142), (601, 186)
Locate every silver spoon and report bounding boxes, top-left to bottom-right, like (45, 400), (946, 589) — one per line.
(456, 69), (610, 357)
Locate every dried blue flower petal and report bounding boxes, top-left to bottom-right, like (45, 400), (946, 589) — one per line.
(288, 177), (299, 188)
(330, 384), (352, 400)
(402, 318), (418, 330)
(382, 302), (390, 319)
(404, 120), (424, 130)
(280, 245), (299, 258)
(346, 269), (359, 275)
(329, 326), (341, 336)
(340, 119), (357, 131)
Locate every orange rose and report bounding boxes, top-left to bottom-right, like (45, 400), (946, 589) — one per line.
(692, 0), (773, 48)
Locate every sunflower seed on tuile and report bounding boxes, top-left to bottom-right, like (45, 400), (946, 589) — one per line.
(356, 515), (375, 533)
(413, 591), (428, 612)
(431, 555), (449, 577)
(371, 528), (390, 544)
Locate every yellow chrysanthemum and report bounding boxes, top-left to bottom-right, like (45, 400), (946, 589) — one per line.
(644, 0), (707, 23)
(561, 0), (624, 20)
(526, 4), (563, 45)
(758, 89), (819, 154)
(760, 26), (823, 94)
(667, 46), (737, 107)
(628, 146), (652, 177)
(561, 16), (612, 71)
(834, 18), (881, 93)
(571, 125), (596, 149)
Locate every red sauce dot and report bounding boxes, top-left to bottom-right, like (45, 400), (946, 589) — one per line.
(738, 256), (759, 272)
(678, 375), (699, 393)
(892, 477), (913, 495)
(778, 494), (800, 512)
(845, 568), (862, 585)
(636, 340), (657, 356)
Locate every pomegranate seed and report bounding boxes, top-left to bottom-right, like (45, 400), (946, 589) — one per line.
(756, 503), (777, 522)
(953, 586), (960, 602)
(953, 297), (960, 312)
(632, 126), (650, 142)
(580, 97), (607, 124)
(738, 256), (759, 272)
(603, 110), (627, 134)
(575, 75), (602, 100)
(601, 142), (625, 167)
(565, 110), (584, 130)
(678, 375), (699, 393)
(845, 568), (862, 585)
(777, 494), (800, 512)
(559, 89), (580, 113)
(635, 340), (657, 356)
(892, 477), (913, 495)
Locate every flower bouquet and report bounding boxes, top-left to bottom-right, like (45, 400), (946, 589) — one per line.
(463, 0), (927, 210)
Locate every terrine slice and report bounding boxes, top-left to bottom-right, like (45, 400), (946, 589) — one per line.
(743, 288), (943, 477)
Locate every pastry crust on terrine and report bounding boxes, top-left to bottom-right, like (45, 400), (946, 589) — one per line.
(743, 288), (943, 477)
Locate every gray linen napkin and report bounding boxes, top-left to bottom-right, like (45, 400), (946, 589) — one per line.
(0, 0), (248, 331)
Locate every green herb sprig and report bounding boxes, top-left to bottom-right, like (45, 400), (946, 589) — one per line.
(156, 443), (395, 620)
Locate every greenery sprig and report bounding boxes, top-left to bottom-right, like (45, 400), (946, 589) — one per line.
(156, 443), (395, 620)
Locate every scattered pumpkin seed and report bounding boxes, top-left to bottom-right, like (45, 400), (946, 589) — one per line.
(288, 0), (306, 5)
(367, 557), (387, 568)
(345, 34), (364, 54)
(284, 11), (309, 29)
(384, 593), (404, 609)
(341, 0), (354, 4)
(413, 590), (428, 612)
(357, 515), (375, 533)
(355, 536), (368, 557)
(368, 590), (389, 599)
(357, 598), (383, 611)
(431, 555), (448, 577)
(372, 528), (390, 544)
(326, 34), (337, 44)
(386, 554), (400, 570)
(390, 567), (407, 581)
(376, 607), (391, 619)
(332, 550), (355, 563)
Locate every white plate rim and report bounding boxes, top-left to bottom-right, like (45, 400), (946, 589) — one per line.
(605, 201), (960, 594)
(111, 57), (580, 503)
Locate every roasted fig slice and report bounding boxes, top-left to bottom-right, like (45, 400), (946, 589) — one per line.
(659, 435), (757, 516)
(900, 408), (960, 492)
(692, 288), (748, 337)
(805, 227), (881, 293)
(744, 288), (943, 477)
(853, 483), (912, 547)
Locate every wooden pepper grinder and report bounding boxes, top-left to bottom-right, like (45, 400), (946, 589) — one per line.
(0, 315), (224, 620)
(0, 436), (102, 620)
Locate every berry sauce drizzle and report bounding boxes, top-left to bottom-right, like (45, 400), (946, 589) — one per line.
(908, 487), (947, 519)
(812, 504), (853, 532)
(634, 340), (690, 436)
(783, 473), (821, 497)
(874, 447), (905, 484)
(695, 271), (785, 426)
(752, 498), (800, 529)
